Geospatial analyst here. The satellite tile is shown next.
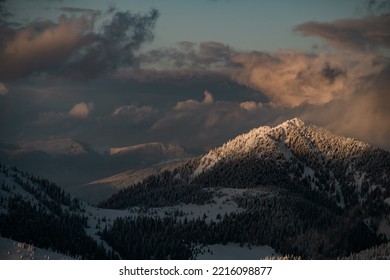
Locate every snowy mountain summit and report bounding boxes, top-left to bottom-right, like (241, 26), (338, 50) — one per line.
(194, 117), (369, 176)
(186, 117), (389, 211)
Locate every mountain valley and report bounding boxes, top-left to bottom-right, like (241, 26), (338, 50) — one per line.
(1, 118), (390, 259)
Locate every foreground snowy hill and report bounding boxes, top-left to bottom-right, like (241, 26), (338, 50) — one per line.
(0, 163), (274, 259)
(0, 164), (115, 259)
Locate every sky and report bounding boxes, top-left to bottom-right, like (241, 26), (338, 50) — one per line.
(0, 0), (389, 153)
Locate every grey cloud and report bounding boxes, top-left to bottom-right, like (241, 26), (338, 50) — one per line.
(0, 0), (11, 23)
(62, 8), (160, 79)
(60, 7), (101, 14)
(139, 41), (238, 70)
(365, 0), (390, 15)
(294, 14), (390, 52)
(101, 9), (158, 67)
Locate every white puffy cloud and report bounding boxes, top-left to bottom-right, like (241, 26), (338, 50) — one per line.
(69, 102), (94, 118)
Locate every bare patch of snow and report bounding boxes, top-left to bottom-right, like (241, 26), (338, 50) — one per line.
(196, 243), (278, 260)
(354, 172), (366, 193)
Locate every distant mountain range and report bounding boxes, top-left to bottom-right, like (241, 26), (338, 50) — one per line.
(0, 139), (190, 201)
(1, 118), (389, 259)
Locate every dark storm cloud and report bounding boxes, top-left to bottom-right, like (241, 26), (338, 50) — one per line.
(294, 14), (390, 52)
(0, 8), (159, 81)
(64, 8), (159, 79)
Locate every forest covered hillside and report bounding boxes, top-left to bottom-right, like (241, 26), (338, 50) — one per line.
(99, 118), (390, 259)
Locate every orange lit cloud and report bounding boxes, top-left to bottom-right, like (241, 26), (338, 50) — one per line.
(0, 15), (94, 80)
(69, 102), (94, 119)
(232, 51), (386, 107)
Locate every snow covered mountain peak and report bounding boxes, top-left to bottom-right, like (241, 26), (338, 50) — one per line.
(276, 117), (305, 129)
(193, 120), (296, 176)
(192, 117), (372, 177)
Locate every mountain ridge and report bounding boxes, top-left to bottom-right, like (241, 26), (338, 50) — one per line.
(0, 139), (192, 194)
(101, 118), (390, 239)
(193, 118), (372, 177)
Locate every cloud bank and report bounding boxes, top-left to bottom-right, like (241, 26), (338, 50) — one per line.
(0, 8), (159, 80)
(1, 2), (389, 153)
(232, 51), (386, 107)
(295, 14), (390, 52)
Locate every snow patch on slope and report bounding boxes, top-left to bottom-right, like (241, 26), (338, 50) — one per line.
(196, 243), (278, 260)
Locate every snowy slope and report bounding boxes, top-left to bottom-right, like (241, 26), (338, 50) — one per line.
(0, 164), (124, 259)
(88, 160), (187, 190)
(1, 163), (276, 260)
(68, 160), (188, 204)
(196, 243), (277, 260)
(109, 142), (187, 158)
